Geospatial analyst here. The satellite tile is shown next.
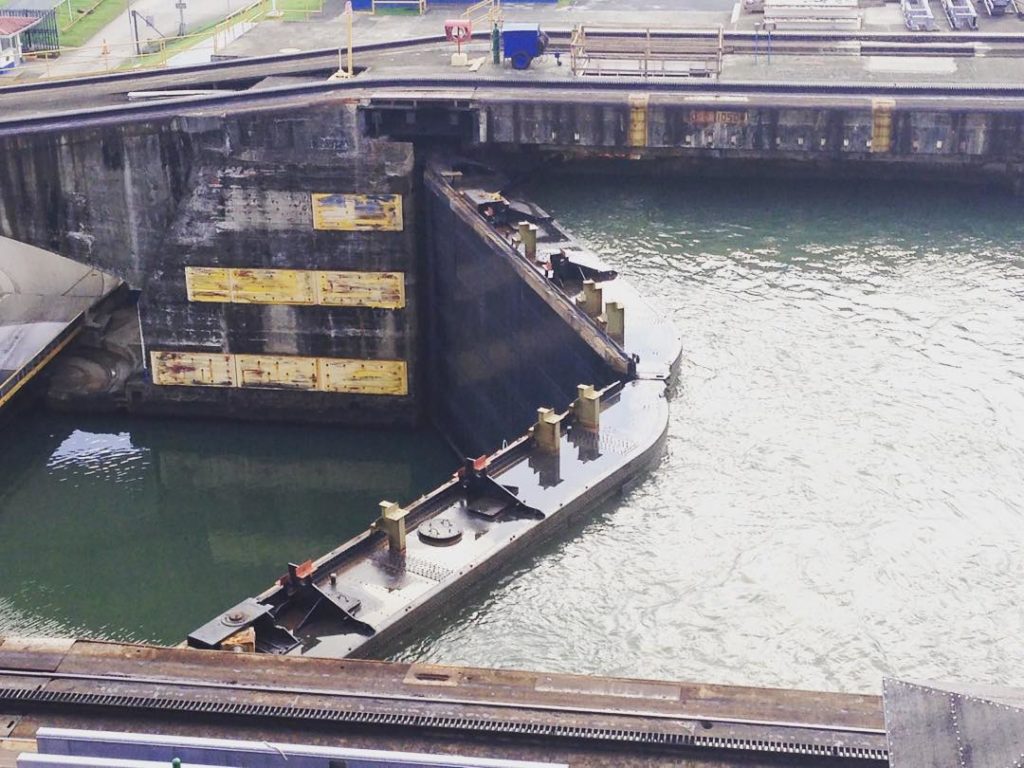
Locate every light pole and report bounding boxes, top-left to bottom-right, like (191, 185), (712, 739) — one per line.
(176, 0), (187, 37)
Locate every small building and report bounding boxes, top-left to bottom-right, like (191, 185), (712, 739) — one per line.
(0, 15), (42, 71)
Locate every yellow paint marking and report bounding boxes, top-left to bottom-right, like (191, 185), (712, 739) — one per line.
(235, 354), (319, 389)
(231, 269), (317, 305)
(871, 98), (895, 154)
(150, 351), (407, 396)
(321, 358), (408, 396)
(185, 267), (232, 302)
(311, 193), (404, 231)
(186, 267), (405, 309)
(150, 351), (236, 387)
(320, 271), (405, 309)
(628, 94), (650, 148)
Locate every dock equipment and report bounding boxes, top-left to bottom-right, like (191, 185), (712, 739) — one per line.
(569, 25), (723, 78)
(501, 23), (547, 69)
(902, 0), (938, 30)
(979, 0), (1013, 14)
(763, 0), (862, 29)
(942, 0), (978, 28)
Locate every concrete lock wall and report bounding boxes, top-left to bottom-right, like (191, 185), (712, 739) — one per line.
(0, 105), (422, 426)
(476, 96), (1024, 185)
(423, 170), (617, 458)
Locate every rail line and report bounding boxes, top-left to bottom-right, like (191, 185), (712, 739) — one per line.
(0, 667), (889, 763)
(4, 70), (1024, 138)
(3, 26), (1024, 98)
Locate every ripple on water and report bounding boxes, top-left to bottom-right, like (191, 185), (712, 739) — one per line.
(391, 177), (1024, 694)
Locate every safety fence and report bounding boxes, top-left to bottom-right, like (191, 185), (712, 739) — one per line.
(17, 0), (323, 81)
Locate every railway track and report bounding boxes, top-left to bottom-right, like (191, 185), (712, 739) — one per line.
(2, 27), (1024, 132)
(0, 666), (888, 764)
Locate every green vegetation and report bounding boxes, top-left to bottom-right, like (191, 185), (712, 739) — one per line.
(59, 0), (129, 49)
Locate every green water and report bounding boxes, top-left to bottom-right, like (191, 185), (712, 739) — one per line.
(4, 175), (1024, 695)
(0, 411), (456, 643)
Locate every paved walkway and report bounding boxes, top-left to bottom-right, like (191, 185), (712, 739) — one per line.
(35, 0), (254, 79)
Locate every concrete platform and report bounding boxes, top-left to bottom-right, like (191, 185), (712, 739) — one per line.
(0, 637), (888, 766)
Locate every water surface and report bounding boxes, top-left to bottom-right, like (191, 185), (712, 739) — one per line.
(391, 175), (1024, 694)
(0, 412), (456, 644)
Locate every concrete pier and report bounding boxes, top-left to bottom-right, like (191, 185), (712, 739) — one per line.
(0, 638), (888, 767)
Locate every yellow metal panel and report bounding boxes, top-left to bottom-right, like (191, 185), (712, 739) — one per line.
(628, 94), (649, 148)
(321, 358), (408, 395)
(150, 351), (235, 387)
(319, 271), (406, 309)
(235, 354), (319, 390)
(185, 267), (232, 302)
(231, 269), (317, 305)
(311, 193), (404, 232)
(871, 99), (895, 154)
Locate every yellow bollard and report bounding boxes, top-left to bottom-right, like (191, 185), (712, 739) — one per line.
(573, 384), (600, 430)
(577, 280), (603, 318)
(604, 301), (625, 343)
(533, 407), (562, 454)
(518, 221), (538, 261)
(376, 500), (407, 552)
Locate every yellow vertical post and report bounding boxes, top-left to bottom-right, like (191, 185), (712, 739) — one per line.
(604, 301), (625, 343)
(628, 93), (649, 148)
(573, 384), (600, 430)
(871, 98), (894, 154)
(534, 407), (562, 454)
(518, 221), (538, 260)
(377, 500), (407, 552)
(577, 280), (603, 318)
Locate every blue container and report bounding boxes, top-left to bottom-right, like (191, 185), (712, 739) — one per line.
(501, 23), (547, 69)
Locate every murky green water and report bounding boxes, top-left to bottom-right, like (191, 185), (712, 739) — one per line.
(391, 175), (1024, 694)
(0, 412), (456, 643)
(4, 176), (1024, 695)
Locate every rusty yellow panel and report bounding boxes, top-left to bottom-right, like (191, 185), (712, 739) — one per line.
(150, 351), (235, 387)
(628, 94), (649, 148)
(311, 193), (404, 232)
(235, 354), (319, 390)
(231, 269), (316, 305)
(321, 359), (408, 396)
(319, 271), (406, 309)
(185, 267), (232, 302)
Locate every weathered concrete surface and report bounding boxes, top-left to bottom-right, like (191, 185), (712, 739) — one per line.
(423, 167), (619, 457)
(0, 104), (422, 425)
(0, 638), (888, 767)
(465, 94), (1024, 187)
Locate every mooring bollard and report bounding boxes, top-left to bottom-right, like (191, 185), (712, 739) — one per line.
(573, 384), (600, 430)
(577, 280), (603, 318)
(376, 500), (407, 552)
(518, 221), (538, 260)
(534, 407), (562, 453)
(605, 301), (625, 343)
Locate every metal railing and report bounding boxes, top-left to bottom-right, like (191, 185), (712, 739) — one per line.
(569, 24), (724, 79)
(13, 0), (321, 82)
(371, 0), (427, 15)
(462, 0), (502, 26)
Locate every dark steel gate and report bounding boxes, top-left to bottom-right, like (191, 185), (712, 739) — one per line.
(0, 9), (59, 53)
